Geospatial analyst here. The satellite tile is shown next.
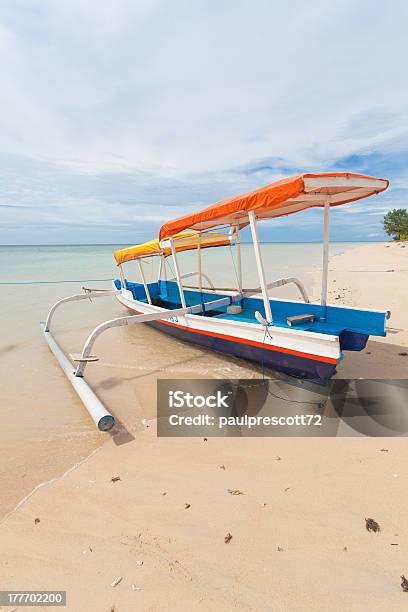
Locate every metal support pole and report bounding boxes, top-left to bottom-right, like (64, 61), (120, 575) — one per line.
(197, 235), (202, 293)
(137, 259), (152, 304)
(321, 200), (330, 307)
(235, 223), (242, 293)
(170, 237), (187, 308)
(119, 265), (125, 288)
(162, 254), (168, 296)
(157, 254), (164, 283)
(248, 211), (272, 323)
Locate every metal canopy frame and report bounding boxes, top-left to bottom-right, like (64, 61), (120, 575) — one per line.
(137, 258), (152, 304)
(234, 203), (330, 324)
(248, 211), (273, 324)
(170, 236), (187, 308)
(321, 199), (331, 309)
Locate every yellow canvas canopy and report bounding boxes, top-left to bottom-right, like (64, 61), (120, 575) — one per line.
(114, 231), (230, 265)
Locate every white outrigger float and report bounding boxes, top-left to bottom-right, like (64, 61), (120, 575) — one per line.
(42, 172), (390, 430)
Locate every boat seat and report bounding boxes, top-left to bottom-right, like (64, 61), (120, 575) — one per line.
(287, 313), (315, 327)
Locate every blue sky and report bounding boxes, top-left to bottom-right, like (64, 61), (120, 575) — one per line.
(0, 0), (407, 245)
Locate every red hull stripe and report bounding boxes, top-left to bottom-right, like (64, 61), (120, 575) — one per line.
(118, 299), (338, 365)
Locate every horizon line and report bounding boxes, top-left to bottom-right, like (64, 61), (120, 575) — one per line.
(0, 239), (388, 247)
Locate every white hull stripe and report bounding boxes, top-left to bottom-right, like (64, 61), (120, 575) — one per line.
(117, 296), (338, 365)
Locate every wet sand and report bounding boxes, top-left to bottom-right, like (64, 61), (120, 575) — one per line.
(0, 283), (263, 518)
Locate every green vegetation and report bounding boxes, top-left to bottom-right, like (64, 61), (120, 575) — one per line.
(383, 208), (408, 241)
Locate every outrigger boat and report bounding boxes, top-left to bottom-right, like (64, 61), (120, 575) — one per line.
(42, 172), (390, 430)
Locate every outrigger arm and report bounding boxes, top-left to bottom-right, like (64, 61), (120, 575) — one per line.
(44, 288), (120, 332)
(41, 289), (243, 431)
(73, 294), (242, 377)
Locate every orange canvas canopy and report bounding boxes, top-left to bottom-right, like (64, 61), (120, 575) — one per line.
(159, 172), (389, 240)
(114, 231), (230, 265)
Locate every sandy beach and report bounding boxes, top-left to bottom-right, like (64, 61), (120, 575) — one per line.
(1, 241), (408, 611)
(318, 240), (408, 378)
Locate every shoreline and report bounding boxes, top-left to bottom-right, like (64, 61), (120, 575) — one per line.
(0, 445), (103, 528)
(2, 240), (407, 521)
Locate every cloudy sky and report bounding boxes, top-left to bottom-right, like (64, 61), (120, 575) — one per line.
(0, 0), (407, 244)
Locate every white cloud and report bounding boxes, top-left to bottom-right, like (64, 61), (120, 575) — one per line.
(0, 0), (407, 243)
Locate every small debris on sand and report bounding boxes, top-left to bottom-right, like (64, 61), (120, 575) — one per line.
(161, 492), (167, 496)
(131, 584), (142, 591)
(365, 517), (381, 533)
(380, 448), (389, 452)
(398, 352), (408, 357)
(184, 503), (191, 509)
(224, 532), (233, 544)
(111, 476), (121, 483)
(136, 560), (144, 566)
(261, 502), (267, 507)
(277, 546), (283, 552)
(276, 456), (282, 461)
(284, 487), (291, 492)
(203, 438), (208, 442)
(34, 517), (40, 525)
(219, 464), (226, 470)
(401, 575), (408, 592)
(227, 489), (244, 495)
(110, 577), (123, 588)
(343, 546), (348, 552)
(391, 543), (399, 546)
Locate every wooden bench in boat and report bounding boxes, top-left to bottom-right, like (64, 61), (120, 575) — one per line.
(286, 313), (316, 327)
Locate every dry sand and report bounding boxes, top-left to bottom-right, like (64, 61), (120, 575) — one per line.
(312, 240), (408, 378)
(1, 241), (408, 611)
